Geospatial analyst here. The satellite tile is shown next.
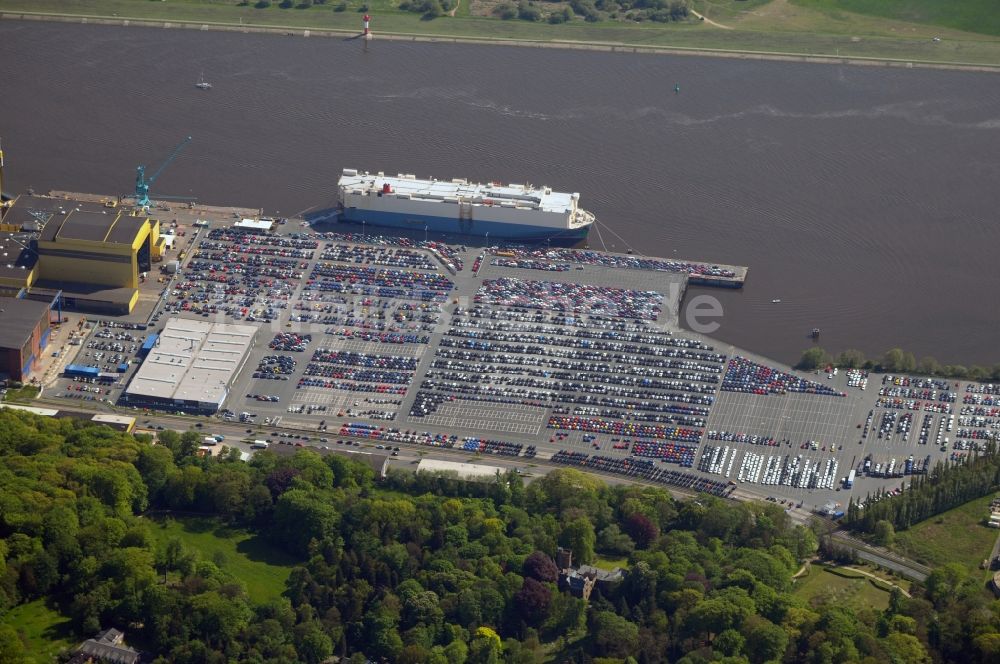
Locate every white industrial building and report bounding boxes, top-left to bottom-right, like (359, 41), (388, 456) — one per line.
(122, 318), (257, 412)
(234, 218), (274, 232)
(416, 458), (505, 480)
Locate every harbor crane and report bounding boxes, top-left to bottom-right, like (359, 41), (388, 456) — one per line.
(134, 136), (192, 208)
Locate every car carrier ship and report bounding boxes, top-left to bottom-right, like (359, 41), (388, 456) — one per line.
(337, 169), (595, 241)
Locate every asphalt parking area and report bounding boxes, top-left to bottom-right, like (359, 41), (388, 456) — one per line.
(43, 216), (996, 506)
(707, 390), (856, 448)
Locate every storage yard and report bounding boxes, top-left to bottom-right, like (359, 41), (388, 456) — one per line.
(23, 198), (999, 512)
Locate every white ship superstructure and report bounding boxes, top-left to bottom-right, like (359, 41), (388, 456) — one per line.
(337, 169), (595, 240)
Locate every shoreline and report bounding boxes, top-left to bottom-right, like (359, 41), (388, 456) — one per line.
(3, 10), (1000, 73)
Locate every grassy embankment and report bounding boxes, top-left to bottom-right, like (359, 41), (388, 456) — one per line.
(2, 0), (1000, 66)
(890, 492), (1000, 576)
(2, 385), (41, 402)
(791, 563), (895, 611)
(592, 554), (629, 571)
(147, 514), (300, 604)
(3, 599), (77, 664)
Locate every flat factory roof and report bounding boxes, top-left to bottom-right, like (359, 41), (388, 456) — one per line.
(235, 219), (273, 231)
(0, 232), (39, 280)
(1, 195), (106, 231)
(416, 458), (505, 480)
(0, 296), (49, 349)
(91, 414), (136, 427)
(340, 169), (578, 214)
(39, 208), (150, 245)
(0, 403), (60, 417)
(125, 318), (257, 407)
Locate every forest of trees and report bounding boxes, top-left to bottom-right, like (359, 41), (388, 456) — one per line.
(2, 408), (1000, 662)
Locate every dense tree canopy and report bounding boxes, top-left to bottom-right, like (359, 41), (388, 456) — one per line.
(0, 409), (998, 662)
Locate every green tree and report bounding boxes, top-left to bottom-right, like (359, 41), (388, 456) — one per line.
(917, 356), (942, 376)
(0, 623), (25, 663)
(495, 2), (517, 18)
(797, 346), (829, 371)
(713, 628), (745, 657)
(882, 631), (930, 663)
(443, 638), (469, 664)
(468, 626), (502, 664)
(270, 489), (339, 555)
(295, 622), (334, 664)
(189, 590), (252, 648)
(835, 349), (866, 368)
(873, 520), (895, 547)
(364, 605), (404, 660)
(159, 536), (185, 582)
(881, 348), (916, 373)
(685, 597), (749, 638)
(560, 518), (596, 565)
(591, 611), (638, 658)
(742, 615), (788, 663)
(924, 563), (968, 607)
(136, 443), (174, 502)
(972, 633), (1000, 661)
(179, 430), (203, 458)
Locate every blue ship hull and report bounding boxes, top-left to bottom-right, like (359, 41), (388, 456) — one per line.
(338, 208), (591, 242)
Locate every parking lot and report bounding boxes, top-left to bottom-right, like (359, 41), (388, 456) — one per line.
(47, 320), (152, 406)
(38, 214), (1000, 506)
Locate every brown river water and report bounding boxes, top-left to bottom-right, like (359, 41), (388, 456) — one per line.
(2, 21), (999, 367)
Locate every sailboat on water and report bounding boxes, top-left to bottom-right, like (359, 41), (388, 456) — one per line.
(195, 72), (212, 90)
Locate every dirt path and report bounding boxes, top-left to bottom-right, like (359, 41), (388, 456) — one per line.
(841, 566), (912, 597)
(690, 9), (733, 30)
(989, 523), (1000, 566)
(449, 0), (459, 17)
(792, 559), (912, 598)
(792, 557), (817, 579)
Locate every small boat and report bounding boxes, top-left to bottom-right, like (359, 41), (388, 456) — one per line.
(195, 72), (212, 90)
(771, 299), (781, 303)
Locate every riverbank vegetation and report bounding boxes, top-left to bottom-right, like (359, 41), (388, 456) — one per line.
(4, 408), (1000, 662)
(3, 0), (1000, 67)
(797, 345), (1000, 381)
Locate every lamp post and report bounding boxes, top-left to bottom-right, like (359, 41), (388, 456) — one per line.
(485, 231), (489, 247)
(424, 225), (428, 244)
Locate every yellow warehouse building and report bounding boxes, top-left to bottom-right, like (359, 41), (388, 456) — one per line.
(36, 207), (164, 288)
(0, 195), (164, 313)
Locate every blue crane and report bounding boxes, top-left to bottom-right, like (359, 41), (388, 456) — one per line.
(134, 136), (192, 208)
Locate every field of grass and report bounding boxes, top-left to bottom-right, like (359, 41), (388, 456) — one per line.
(147, 514), (300, 604)
(592, 554), (629, 571)
(890, 492), (1000, 575)
(3, 385), (41, 402)
(793, 0), (1000, 38)
(3, 599), (77, 664)
(791, 563), (892, 611)
(2, 0), (1000, 66)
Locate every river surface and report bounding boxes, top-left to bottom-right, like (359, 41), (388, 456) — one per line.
(2, 21), (999, 367)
